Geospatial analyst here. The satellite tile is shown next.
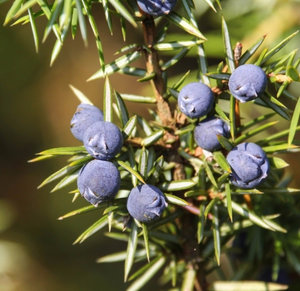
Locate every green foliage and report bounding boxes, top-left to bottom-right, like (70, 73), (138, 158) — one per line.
(3, 0), (300, 290)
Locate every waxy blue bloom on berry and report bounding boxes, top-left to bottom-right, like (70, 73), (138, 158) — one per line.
(83, 121), (123, 161)
(137, 0), (177, 17)
(226, 142), (269, 189)
(178, 82), (214, 119)
(194, 117), (230, 152)
(77, 160), (120, 206)
(228, 64), (267, 102)
(127, 184), (167, 223)
(70, 104), (104, 141)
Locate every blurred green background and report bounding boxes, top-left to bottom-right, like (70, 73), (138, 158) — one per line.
(1, 0), (300, 290)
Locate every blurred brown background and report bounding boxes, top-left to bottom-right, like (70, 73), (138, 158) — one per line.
(0, 3), (145, 290)
(0, 1), (300, 290)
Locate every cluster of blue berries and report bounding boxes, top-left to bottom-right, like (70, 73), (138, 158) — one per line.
(70, 103), (123, 206)
(178, 64), (269, 189)
(71, 64), (268, 220)
(71, 103), (167, 223)
(178, 81), (230, 153)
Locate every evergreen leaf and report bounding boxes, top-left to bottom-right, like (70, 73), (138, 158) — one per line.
(258, 94), (291, 120)
(37, 158), (86, 189)
(237, 113), (275, 134)
(197, 204), (205, 243)
(222, 17), (235, 72)
(104, 77), (113, 122)
(161, 47), (189, 71)
(58, 205), (98, 220)
(115, 91), (129, 126)
(127, 255), (166, 291)
(142, 130), (164, 146)
(81, 0), (105, 69)
(124, 221), (138, 282)
(118, 160), (146, 184)
(138, 147), (148, 179)
(73, 214), (109, 244)
(213, 151), (231, 173)
(137, 117), (153, 136)
(123, 115), (137, 139)
(25, 7), (38, 53)
(261, 30), (299, 65)
(97, 249), (150, 263)
(288, 97), (300, 145)
(109, 0), (137, 28)
(203, 0), (217, 12)
(234, 121), (279, 144)
(42, 0), (63, 42)
(165, 194), (189, 206)
(88, 51), (141, 80)
(239, 35), (266, 65)
(259, 126), (300, 144)
(120, 94), (156, 104)
(206, 73), (230, 80)
(154, 39), (204, 51)
(229, 95), (237, 140)
(205, 163), (218, 188)
(4, 0), (24, 25)
(270, 156), (289, 169)
(50, 169), (80, 192)
(69, 85), (93, 105)
(160, 179), (197, 192)
(229, 201), (287, 233)
(181, 267), (196, 291)
(166, 12), (206, 40)
(37, 0), (61, 41)
(101, 0), (113, 35)
(212, 205), (221, 265)
(37, 146), (87, 156)
(75, 0), (87, 45)
(118, 67), (148, 77)
(263, 143), (299, 153)
(225, 183), (232, 222)
(141, 223), (150, 263)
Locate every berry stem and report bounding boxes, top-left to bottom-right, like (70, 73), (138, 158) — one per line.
(233, 42), (242, 133)
(234, 99), (241, 129)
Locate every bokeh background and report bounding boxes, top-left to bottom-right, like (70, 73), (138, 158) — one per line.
(1, 0), (300, 290)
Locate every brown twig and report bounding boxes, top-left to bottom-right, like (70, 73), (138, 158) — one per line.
(141, 13), (208, 290)
(142, 14), (173, 127)
(182, 204), (200, 216)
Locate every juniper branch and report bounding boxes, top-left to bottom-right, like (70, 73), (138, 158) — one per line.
(142, 14), (173, 127)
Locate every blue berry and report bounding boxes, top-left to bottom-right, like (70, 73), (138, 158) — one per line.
(83, 121), (123, 160)
(226, 142), (269, 189)
(178, 82), (214, 119)
(70, 103), (104, 142)
(194, 117), (230, 152)
(127, 184), (167, 223)
(228, 64), (267, 102)
(137, 0), (177, 17)
(77, 160), (120, 206)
